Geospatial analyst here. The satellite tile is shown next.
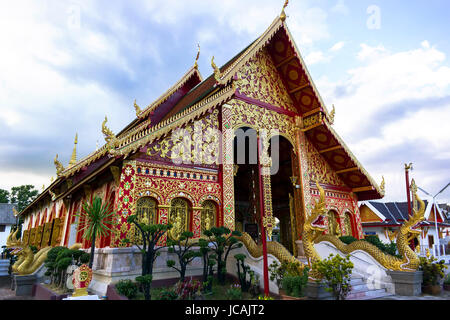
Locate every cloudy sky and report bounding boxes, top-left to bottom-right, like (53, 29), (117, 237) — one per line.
(0, 0), (449, 204)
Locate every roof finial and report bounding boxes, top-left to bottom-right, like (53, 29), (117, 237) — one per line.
(54, 154), (65, 177)
(211, 56), (222, 82)
(134, 99), (142, 117)
(329, 104), (335, 124)
(194, 43), (200, 69)
(102, 116), (116, 143)
(380, 176), (385, 194)
(280, 0), (289, 21)
(69, 133), (78, 166)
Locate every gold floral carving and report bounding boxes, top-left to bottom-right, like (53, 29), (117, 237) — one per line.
(305, 139), (345, 186)
(147, 110), (219, 165)
(230, 99), (296, 146)
(236, 48), (297, 113)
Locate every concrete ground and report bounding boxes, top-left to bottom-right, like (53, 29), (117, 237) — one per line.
(0, 276), (35, 300)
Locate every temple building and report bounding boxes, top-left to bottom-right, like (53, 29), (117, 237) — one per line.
(17, 6), (384, 290)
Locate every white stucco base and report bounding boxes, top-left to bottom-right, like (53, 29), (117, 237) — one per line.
(87, 246), (204, 296)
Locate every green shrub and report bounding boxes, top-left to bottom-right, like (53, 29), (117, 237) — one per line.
(312, 254), (354, 300)
(339, 236), (357, 245)
(115, 279), (138, 299)
(281, 267), (309, 297)
(159, 288), (178, 300)
(419, 254), (447, 286)
(226, 284), (242, 300)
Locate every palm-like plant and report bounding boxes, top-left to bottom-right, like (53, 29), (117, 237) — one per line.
(76, 196), (116, 269)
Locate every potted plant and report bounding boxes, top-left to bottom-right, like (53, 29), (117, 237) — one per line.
(419, 253), (447, 295)
(443, 273), (450, 291)
(269, 260), (308, 300)
(312, 254), (354, 300)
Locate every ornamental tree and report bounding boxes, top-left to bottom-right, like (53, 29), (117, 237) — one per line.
(124, 215), (172, 300)
(166, 231), (202, 281)
(203, 226), (242, 284)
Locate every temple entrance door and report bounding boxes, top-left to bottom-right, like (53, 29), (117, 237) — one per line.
(233, 127), (261, 242)
(269, 135), (296, 254)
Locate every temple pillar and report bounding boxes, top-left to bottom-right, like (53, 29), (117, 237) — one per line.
(294, 117), (309, 237)
(192, 207), (203, 238)
(221, 104), (235, 230)
(157, 205), (170, 246)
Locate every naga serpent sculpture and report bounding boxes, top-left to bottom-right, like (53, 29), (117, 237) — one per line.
(302, 180), (426, 277)
(6, 228), (82, 275)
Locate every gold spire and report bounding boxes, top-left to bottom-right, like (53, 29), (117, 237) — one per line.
(211, 56), (222, 82)
(280, 0), (289, 21)
(54, 154), (65, 177)
(194, 43), (200, 69)
(69, 133), (78, 166)
(134, 99), (142, 117)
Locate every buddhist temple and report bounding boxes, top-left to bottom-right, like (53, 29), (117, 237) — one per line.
(15, 4), (391, 295)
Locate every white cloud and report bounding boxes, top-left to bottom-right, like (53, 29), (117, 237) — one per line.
(315, 42), (450, 201)
(331, 0), (349, 15)
(330, 41), (345, 52)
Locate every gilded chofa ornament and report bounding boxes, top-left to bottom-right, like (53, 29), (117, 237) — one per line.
(102, 116), (120, 155)
(134, 99), (142, 117)
(380, 176), (385, 194)
(211, 56), (222, 83)
(194, 43), (200, 69)
(280, 0), (289, 21)
(54, 154), (65, 177)
(329, 105), (335, 125)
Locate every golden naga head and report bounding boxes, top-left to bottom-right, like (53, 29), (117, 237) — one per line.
(402, 192), (425, 236)
(306, 180), (328, 232)
(6, 228), (22, 249)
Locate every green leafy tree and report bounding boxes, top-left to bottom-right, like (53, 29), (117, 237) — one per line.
(10, 185), (38, 212)
(312, 254), (354, 300)
(75, 196), (116, 269)
(203, 226), (242, 284)
(0, 189), (9, 203)
(166, 231), (202, 281)
(124, 215), (172, 300)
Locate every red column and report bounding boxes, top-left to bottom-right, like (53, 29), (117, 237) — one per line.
(405, 164), (412, 217)
(257, 135), (270, 297)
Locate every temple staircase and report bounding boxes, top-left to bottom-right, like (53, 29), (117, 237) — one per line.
(346, 275), (393, 300)
(0, 259), (9, 277)
(298, 257), (393, 300)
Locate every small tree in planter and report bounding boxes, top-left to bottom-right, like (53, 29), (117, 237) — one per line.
(198, 238), (217, 292)
(166, 231), (202, 281)
(419, 252), (447, 295)
(312, 254), (354, 300)
(203, 227), (242, 284)
(124, 215), (172, 300)
(234, 254), (252, 292)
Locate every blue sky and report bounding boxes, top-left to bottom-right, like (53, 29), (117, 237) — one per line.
(0, 0), (449, 204)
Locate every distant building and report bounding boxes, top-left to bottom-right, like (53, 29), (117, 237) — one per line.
(0, 203), (18, 249)
(359, 200), (450, 255)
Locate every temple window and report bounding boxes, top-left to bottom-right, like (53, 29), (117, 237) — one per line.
(168, 198), (191, 240)
(201, 200), (217, 232)
(136, 197), (158, 225)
